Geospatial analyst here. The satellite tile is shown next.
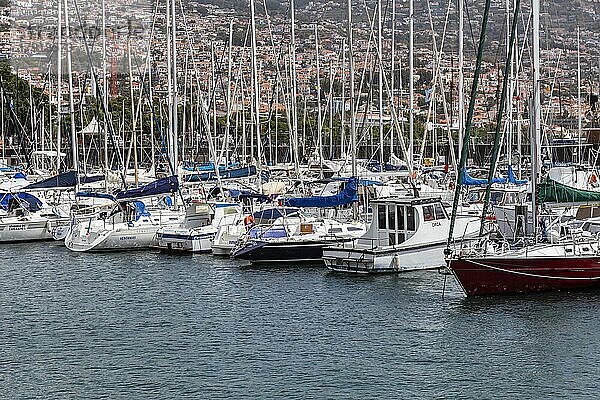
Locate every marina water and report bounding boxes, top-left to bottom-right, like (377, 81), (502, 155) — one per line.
(2, 242), (599, 398)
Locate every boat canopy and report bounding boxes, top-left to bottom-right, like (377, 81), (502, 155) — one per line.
(115, 176), (179, 200)
(507, 166), (527, 185)
(0, 192), (43, 212)
(461, 169), (507, 186)
(281, 177), (358, 208)
(539, 177), (600, 204)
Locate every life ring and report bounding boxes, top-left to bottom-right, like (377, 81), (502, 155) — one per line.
(589, 174), (597, 185)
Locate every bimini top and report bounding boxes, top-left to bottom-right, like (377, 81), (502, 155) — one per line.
(0, 192), (43, 212)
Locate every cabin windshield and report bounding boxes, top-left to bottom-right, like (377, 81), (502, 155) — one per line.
(377, 203), (416, 247)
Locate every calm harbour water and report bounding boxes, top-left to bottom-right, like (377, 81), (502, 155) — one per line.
(1, 242), (599, 399)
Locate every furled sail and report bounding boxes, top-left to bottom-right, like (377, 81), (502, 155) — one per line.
(538, 177), (600, 204)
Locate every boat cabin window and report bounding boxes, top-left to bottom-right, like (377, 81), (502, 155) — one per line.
(378, 205), (387, 229)
(423, 205), (435, 222)
(376, 203), (415, 246)
(397, 206), (404, 230)
(388, 207), (396, 231)
(434, 203), (446, 219)
(490, 191), (504, 205)
(406, 206), (415, 231)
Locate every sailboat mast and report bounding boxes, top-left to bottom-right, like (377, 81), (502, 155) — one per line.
(408, 0), (414, 168)
(226, 19), (234, 165)
(102, 0), (108, 187)
(577, 25), (582, 164)
(457, 0), (464, 162)
(389, 0), (395, 159)
(377, 0), (384, 166)
(63, 0), (78, 178)
(249, 0), (262, 178)
(315, 24), (324, 179)
(57, 0), (62, 172)
(171, 0), (178, 174)
(347, 0), (356, 177)
(531, 0), (541, 241)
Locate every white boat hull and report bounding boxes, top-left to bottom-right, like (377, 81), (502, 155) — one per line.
(0, 217), (69, 242)
(155, 228), (216, 252)
(324, 242), (446, 273)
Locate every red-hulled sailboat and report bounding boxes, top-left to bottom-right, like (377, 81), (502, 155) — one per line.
(444, 0), (600, 296)
(448, 244), (600, 296)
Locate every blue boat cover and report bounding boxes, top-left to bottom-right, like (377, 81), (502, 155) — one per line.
(24, 171), (104, 189)
(461, 169), (507, 186)
(81, 174), (105, 184)
(0, 192), (43, 211)
(507, 165), (527, 185)
(115, 176), (179, 200)
(13, 172), (27, 180)
(282, 177), (359, 208)
(24, 170), (77, 189)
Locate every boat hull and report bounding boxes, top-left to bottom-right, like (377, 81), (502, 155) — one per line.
(232, 240), (331, 263)
(155, 230), (215, 253)
(324, 242), (446, 274)
(0, 217), (69, 243)
(448, 256), (600, 296)
(67, 226), (160, 252)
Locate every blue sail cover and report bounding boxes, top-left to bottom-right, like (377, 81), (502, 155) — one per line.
(24, 171), (104, 189)
(24, 170), (77, 189)
(282, 177), (359, 208)
(115, 176), (179, 200)
(507, 165), (527, 185)
(461, 169), (507, 186)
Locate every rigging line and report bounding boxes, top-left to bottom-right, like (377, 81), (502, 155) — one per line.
(479, 0), (521, 237)
(71, 0), (126, 187)
(447, 0), (494, 251)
